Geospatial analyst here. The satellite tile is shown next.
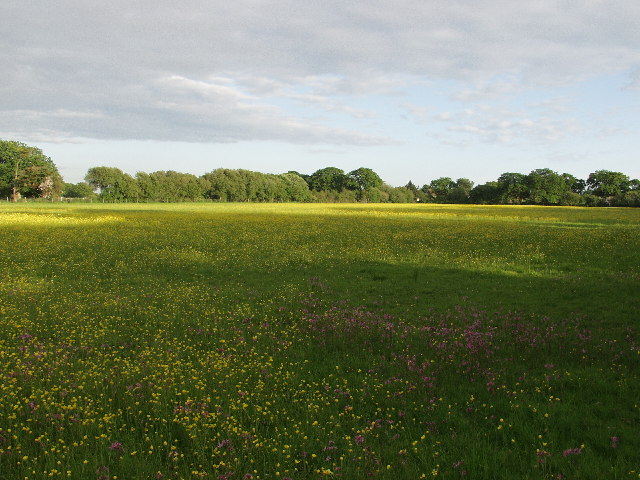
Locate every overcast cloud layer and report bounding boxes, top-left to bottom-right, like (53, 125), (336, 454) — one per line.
(2, 0), (639, 182)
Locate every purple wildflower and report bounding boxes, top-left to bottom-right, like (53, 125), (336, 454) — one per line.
(109, 442), (124, 453)
(562, 447), (582, 457)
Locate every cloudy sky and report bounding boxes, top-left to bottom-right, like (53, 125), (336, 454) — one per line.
(2, 0), (639, 186)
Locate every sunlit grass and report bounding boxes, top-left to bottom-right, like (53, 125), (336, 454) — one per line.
(0, 203), (638, 479)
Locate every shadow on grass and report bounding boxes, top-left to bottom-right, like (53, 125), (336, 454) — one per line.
(134, 251), (638, 332)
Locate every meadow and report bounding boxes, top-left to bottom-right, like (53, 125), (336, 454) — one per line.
(0, 202), (638, 480)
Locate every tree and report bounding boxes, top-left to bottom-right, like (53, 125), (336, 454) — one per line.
(525, 168), (573, 205)
(470, 182), (501, 204)
(405, 181), (419, 195)
(358, 187), (388, 203)
(146, 171), (203, 202)
(613, 190), (640, 207)
(586, 170), (630, 197)
(419, 184), (436, 202)
(0, 140), (62, 201)
(202, 169), (246, 201)
(405, 181), (423, 202)
(286, 171), (311, 187)
(279, 173), (312, 202)
(63, 182), (96, 199)
(308, 167), (350, 192)
(405, 181), (428, 202)
(387, 186), (414, 203)
(348, 167), (383, 191)
(571, 178), (587, 194)
(496, 172), (529, 204)
(85, 167), (138, 202)
(426, 177), (456, 202)
(86, 167), (121, 193)
(446, 178), (474, 203)
(136, 171), (160, 201)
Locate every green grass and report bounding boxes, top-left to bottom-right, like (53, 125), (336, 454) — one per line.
(0, 203), (638, 479)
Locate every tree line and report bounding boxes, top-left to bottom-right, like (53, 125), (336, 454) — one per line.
(73, 166), (640, 207)
(2, 139), (639, 206)
(77, 166), (401, 203)
(410, 169), (640, 207)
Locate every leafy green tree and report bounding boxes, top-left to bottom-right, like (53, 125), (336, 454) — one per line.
(0, 140), (62, 201)
(426, 177), (456, 202)
(308, 167), (350, 192)
(446, 178), (474, 203)
(311, 189), (357, 203)
(251, 172), (277, 202)
(86, 167), (120, 194)
(85, 167), (138, 202)
(525, 168), (573, 205)
(558, 191), (585, 206)
(419, 184), (436, 202)
(613, 190), (640, 207)
(135, 172), (159, 201)
(202, 169), (293, 202)
(286, 171), (311, 188)
(238, 169), (259, 201)
(348, 167), (383, 191)
(404, 181), (428, 202)
(496, 172), (529, 204)
(63, 182), (96, 199)
(146, 171), (203, 202)
(405, 181), (419, 196)
(358, 187), (388, 203)
(202, 169), (246, 201)
(470, 182), (501, 204)
(571, 178), (587, 194)
(586, 170), (630, 197)
(555, 173), (584, 206)
(200, 170), (223, 200)
(267, 175), (288, 202)
(279, 173), (312, 202)
(387, 186), (414, 203)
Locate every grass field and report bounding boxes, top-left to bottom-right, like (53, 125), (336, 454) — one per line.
(0, 203), (638, 479)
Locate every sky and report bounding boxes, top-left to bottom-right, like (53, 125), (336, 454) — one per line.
(2, 0), (639, 187)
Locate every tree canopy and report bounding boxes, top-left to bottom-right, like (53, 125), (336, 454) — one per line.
(348, 167), (383, 191)
(586, 170), (631, 197)
(308, 167), (350, 192)
(0, 140), (62, 201)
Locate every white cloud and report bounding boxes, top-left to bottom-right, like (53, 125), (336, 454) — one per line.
(0, 72), (396, 146)
(160, 76), (256, 102)
(451, 75), (526, 102)
(400, 104), (432, 123)
(1, 0), (639, 147)
(433, 103), (582, 145)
